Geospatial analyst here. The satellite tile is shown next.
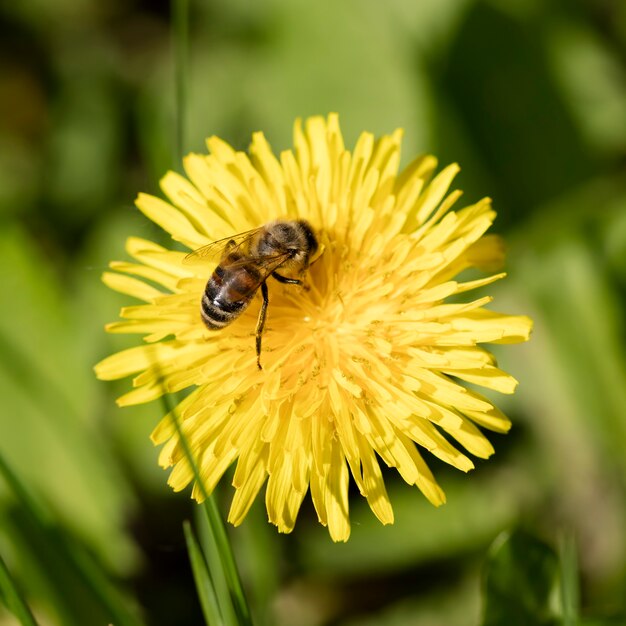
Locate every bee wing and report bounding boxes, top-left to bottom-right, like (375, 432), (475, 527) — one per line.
(205, 249), (294, 275)
(247, 250), (294, 277)
(183, 228), (262, 265)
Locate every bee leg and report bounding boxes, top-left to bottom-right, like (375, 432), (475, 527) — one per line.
(271, 272), (301, 285)
(256, 281), (269, 370)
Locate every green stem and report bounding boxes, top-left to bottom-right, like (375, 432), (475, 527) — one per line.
(172, 0), (189, 166)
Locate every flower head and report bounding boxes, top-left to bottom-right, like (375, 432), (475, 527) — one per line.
(95, 114), (532, 541)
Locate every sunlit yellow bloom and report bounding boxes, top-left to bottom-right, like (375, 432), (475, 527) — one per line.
(95, 114), (532, 542)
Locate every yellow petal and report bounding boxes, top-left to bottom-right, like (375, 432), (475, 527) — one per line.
(326, 443), (350, 542)
(135, 193), (206, 249)
(96, 115), (533, 541)
(102, 272), (162, 302)
(357, 434), (394, 525)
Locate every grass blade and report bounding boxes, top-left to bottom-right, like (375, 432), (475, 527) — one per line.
(157, 388), (252, 626)
(0, 452), (143, 626)
(183, 521), (224, 626)
(200, 496), (253, 626)
(194, 505), (239, 626)
(559, 531), (579, 626)
(0, 552), (40, 626)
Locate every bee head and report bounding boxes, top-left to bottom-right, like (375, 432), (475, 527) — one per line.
(296, 220), (318, 258)
(261, 219), (319, 269)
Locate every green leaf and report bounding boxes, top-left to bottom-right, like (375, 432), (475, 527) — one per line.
(481, 529), (559, 626)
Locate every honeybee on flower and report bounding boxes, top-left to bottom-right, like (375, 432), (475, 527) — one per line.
(184, 219), (319, 370)
(95, 114), (532, 542)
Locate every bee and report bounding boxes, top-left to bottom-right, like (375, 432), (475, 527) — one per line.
(185, 219), (319, 370)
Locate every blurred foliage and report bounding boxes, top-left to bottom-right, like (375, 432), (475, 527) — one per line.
(1, 0), (626, 624)
(481, 530), (560, 626)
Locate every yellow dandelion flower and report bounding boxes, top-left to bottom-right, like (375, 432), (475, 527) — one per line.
(95, 114), (532, 542)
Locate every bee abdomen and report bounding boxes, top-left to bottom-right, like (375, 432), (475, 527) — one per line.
(201, 296), (231, 328)
(201, 282), (248, 329)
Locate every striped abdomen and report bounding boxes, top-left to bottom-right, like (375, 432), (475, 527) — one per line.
(201, 261), (263, 329)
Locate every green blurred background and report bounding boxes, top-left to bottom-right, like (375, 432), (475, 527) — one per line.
(1, 0), (626, 624)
